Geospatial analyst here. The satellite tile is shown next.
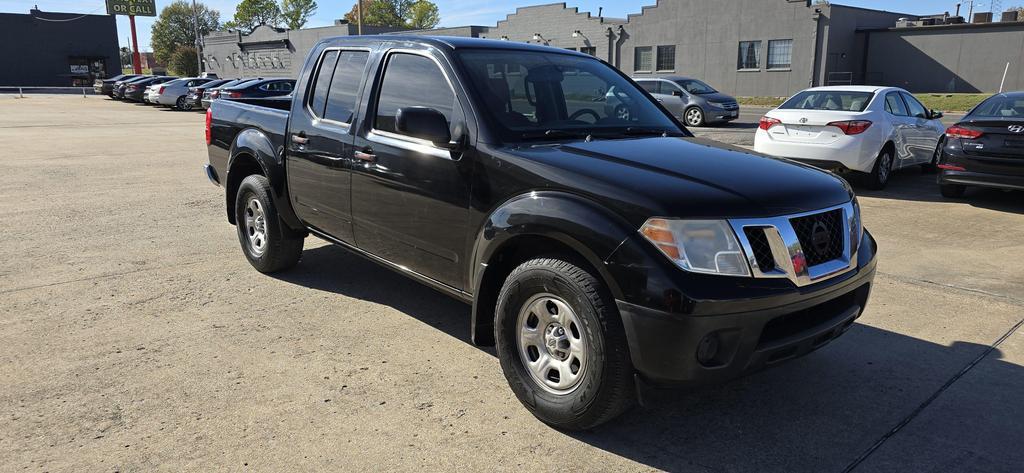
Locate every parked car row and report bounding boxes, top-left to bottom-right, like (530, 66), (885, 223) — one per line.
(94, 73), (296, 111)
(752, 85), (1024, 197)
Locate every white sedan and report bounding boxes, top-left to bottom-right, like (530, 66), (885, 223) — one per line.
(753, 86), (945, 189)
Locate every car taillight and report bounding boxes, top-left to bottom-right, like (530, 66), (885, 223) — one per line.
(758, 116), (781, 130)
(158, 86), (166, 94)
(225, 91), (241, 98)
(827, 120), (873, 135)
(211, 91), (220, 98)
(946, 125), (983, 139)
(205, 108), (212, 145)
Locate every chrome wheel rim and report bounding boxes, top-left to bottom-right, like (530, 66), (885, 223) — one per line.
(516, 293), (588, 394)
(686, 108), (702, 126)
(879, 152), (892, 183)
(244, 196), (268, 256)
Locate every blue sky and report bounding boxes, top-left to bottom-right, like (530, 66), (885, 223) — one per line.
(1, 0), (998, 52)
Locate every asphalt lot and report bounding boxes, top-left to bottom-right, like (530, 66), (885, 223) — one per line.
(1, 96), (1022, 472)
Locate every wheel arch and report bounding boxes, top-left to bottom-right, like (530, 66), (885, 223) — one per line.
(468, 192), (634, 346)
(225, 128), (302, 231)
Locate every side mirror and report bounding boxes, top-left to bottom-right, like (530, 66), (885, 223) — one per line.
(396, 107), (451, 146)
(671, 90), (683, 97)
(930, 109), (944, 119)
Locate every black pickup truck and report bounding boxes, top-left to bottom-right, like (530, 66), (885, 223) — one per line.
(205, 36), (877, 429)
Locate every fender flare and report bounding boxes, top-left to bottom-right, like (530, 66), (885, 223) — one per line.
(225, 128), (303, 230)
(467, 191), (635, 345)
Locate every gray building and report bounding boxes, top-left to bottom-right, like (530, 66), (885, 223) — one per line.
(861, 19), (1024, 93)
(0, 8), (120, 87)
(202, 21), (406, 79)
(201, 0), (1024, 96)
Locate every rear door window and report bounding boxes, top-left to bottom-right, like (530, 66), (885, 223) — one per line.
(309, 50), (340, 117)
(324, 51), (370, 124)
(884, 92), (909, 116)
(374, 53), (456, 136)
(638, 80), (660, 94)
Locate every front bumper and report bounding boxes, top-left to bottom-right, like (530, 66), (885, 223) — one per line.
(706, 108), (740, 123)
(610, 229), (877, 386)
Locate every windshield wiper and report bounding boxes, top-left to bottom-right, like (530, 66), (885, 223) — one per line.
(520, 129), (592, 140)
(619, 127), (686, 137)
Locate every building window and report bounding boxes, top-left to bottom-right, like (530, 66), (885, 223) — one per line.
(737, 41), (761, 70)
(634, 46), (653, 72)
(580, 46), (596, 56)
(656, 45), (675, 71)
(767, 39), (792, 70)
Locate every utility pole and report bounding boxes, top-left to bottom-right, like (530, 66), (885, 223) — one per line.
(192, 0), (203, 74)
(357, 0), (363, 35)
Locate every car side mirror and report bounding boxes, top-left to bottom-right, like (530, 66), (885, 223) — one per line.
(930, 109), (944, 119)
(396, 107), (452, 147)
(671, 90), (683, 97)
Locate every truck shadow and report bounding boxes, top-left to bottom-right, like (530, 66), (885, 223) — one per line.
(272, 244), (1023, 471)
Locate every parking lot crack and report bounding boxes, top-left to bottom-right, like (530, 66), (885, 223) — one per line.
(877, 271), (1024, 308)
(840, 314), (1024, 472)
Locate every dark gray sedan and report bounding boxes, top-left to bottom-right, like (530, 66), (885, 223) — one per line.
(634, 76), (739, 127)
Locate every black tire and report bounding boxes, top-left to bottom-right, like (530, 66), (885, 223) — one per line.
(176, 96), (191, 111)
(940, 183), (966, 198)
(234, 174), (303, 273)
(922, 139), (943, 173)
(862, 147), (894, 190)
(495, 257), (634, 430)
(684, 106), (705, 127)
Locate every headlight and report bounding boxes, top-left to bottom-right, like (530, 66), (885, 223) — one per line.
(640, 218), (750, 276)
(707, 101), (725, 108)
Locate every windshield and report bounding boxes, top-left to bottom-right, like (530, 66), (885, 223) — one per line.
(779, 90), (874, 112)
(969, 95), (1024, 118)
(677, 79), (716, 95)
(457, 49), (682, 142)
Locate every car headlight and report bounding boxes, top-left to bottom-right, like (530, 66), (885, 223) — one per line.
(707, 101), (725, 108)
(640, 218), (750, 276)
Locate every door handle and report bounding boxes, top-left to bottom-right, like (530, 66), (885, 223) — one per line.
(291, 133), (308, 144)
(354, 150), (376, 162)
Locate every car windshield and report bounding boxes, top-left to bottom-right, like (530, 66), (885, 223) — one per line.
(969, 95), (1024, 118)
(779, 90), (874, 112)
(457, 49), (682, 141)
(677, 79), (716, 95)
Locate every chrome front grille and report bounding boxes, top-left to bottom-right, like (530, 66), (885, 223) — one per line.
(729, 202), (858, 287)
(720, 101), (739, 110)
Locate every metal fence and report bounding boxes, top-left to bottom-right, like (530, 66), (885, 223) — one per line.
(0, 86), (99, 97)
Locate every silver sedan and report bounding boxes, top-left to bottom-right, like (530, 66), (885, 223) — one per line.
(152, 77), (216, 110)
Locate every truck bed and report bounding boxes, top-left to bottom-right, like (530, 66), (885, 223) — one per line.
(206, 97), (291, 185)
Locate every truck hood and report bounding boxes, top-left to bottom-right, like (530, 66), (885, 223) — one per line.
(502, 136), (853, 221)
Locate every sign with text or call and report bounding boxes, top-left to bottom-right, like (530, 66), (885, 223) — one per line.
(106, 0), (156, 16)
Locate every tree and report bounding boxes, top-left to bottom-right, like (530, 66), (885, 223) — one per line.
(168, 45), (200, 76)
(151, 0), (220, 64)
(231, 0), (282, 32)
(406, 0), (439, 29)
(343, 0), (439, 28)
(281, 0), (317, 29)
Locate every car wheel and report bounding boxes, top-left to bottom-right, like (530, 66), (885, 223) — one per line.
(176, 96), (191, 111)
(684, 107), (705, 127)
(922, 139), (943, 173)
(234, 175), (304, 273)
(495, 257), (635, 430)
(614, 104), (631, 121)
(863, 148), (894, 190)
(940, 183), (966, 198)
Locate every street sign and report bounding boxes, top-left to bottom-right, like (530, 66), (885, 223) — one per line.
(106, 0), (156, 17)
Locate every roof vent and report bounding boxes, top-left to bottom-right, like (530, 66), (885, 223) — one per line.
(895, 18), (917, 28)
(1001, 10), (1019, 22)
(973, 12), (993, 23)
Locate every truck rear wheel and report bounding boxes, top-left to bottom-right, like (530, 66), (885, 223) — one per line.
(234, 175), (303, 273)
(495, 257), (634, 430)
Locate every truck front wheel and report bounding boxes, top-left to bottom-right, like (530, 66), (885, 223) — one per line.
(495, 257), (635, 430)
(234, 175), (303, 273)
